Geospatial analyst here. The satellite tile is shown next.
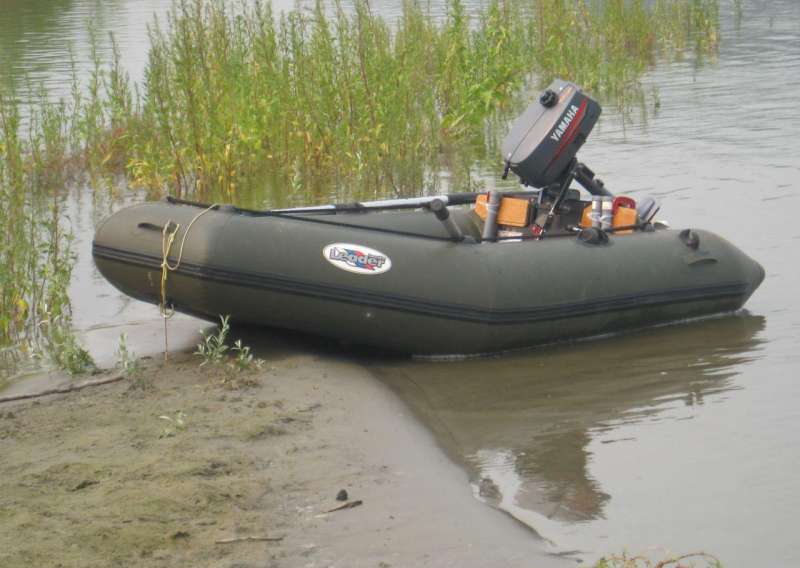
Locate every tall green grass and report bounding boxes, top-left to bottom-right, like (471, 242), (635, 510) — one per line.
(0, 89), (92, 375)
(0, 0), (721, 374)
(85, 0), (722, 202)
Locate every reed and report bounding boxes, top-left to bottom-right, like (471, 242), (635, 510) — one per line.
(0, 86), (87, 375)
(110, 0), (722, 201)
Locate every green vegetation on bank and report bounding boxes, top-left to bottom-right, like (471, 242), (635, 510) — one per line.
(594, 550), (722, 567)
(195, 315), (263, 387)
(0, 0), (720, 374)
(0, 88), (85, 374)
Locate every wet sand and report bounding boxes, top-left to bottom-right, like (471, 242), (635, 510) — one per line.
(0, 350), (567, 568)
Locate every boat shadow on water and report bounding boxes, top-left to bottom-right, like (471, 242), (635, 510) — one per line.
(365, 312), (766, 531)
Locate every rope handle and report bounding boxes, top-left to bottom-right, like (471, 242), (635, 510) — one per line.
(159, 203), (218, 361)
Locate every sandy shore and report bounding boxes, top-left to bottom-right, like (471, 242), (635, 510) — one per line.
(0, 346), (568, 567)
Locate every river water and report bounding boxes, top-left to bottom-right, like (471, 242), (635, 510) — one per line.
(375, 2), (800, 565)
(1, 1), (799, 566)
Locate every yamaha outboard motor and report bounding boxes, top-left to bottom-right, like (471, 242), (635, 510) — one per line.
(502, 79), (610, 197)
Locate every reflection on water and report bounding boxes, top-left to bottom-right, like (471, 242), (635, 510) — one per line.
(0, 0), (508, 106)
(373, 314), (766, 558)
(0, 0), (160, 97)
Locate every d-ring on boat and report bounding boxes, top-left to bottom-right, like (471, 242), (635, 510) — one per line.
(93, 80), (764, 355)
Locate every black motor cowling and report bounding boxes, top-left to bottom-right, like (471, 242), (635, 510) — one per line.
(502, 79), (601, 188)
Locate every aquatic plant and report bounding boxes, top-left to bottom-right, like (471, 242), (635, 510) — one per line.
(44, 319), (95, 376)
(653, 0), (720, 55)
(16, 0), (718, 204)
(0, 89), (86, 376)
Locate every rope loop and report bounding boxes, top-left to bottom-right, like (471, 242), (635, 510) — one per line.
(159, 203), (218, 319)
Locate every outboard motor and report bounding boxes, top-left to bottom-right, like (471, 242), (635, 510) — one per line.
(495, 79), (614, 239)
(501, 79), (610, 197)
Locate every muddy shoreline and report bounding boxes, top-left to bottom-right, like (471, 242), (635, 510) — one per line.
(0, 349), (567, 568)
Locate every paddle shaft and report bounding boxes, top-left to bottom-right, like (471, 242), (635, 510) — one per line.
(270, 190), (544, 215)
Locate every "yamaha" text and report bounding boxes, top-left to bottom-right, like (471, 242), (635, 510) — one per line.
(549, 104), (580, 142)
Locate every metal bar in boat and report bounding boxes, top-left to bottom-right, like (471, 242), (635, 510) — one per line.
(272, 194), (457, 213)
(271, 190), (539, 214)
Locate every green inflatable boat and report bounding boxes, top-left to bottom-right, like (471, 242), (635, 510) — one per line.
(93, 80), (764, 355)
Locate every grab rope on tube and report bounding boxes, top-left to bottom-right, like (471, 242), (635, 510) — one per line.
(160, 203), (218, 360)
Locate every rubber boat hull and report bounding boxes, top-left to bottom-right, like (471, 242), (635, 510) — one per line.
(93, 200), (764, 355)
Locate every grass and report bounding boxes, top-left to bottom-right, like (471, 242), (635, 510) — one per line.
(0, 0), (722, 375)
(594, 550), (723, 567)
(195, 315), (231, 367)
(116, 333), (142, 378)
(0, 87), (87, 376)
(195, 315), (263, 387)
(117, 0), (720, 202)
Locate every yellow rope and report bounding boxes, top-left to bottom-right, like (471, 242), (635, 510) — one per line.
(160, 203), (218, 360)
(160, 224), (179, 319)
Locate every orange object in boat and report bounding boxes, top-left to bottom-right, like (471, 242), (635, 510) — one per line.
(581, 203), (593, 228)
(474, 194), (530, 228)
(612, 196), (637, 234)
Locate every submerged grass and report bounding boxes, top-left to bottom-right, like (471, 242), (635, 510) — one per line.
(0, 0), (721, 373)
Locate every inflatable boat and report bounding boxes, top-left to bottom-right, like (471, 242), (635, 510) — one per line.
(93, 80), (764, 355)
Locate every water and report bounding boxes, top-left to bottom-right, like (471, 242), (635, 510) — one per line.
(374, 1), (800, 565)
(2, 0), (799, 565)
(0, 0), (483, 97)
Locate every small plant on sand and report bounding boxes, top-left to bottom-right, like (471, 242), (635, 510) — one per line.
(116, 333), (142, 377)
(117, 333), (152, 391)
(194, 315), (263, 387)
(594, 551), (722, 568)
(195, 315), (230, 367)
(222, 339), (263, 389)
(228, 339), (259, 373)
(158, 410), (187, 438)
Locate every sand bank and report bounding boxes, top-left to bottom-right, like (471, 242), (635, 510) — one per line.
(0, 349), (567, 567)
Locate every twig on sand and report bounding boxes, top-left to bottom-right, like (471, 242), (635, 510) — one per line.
(215, 536), (285, 544)
(325, 500), (363, 513)
(654, 552), (721, 568)
(0, 374), (125, 405)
